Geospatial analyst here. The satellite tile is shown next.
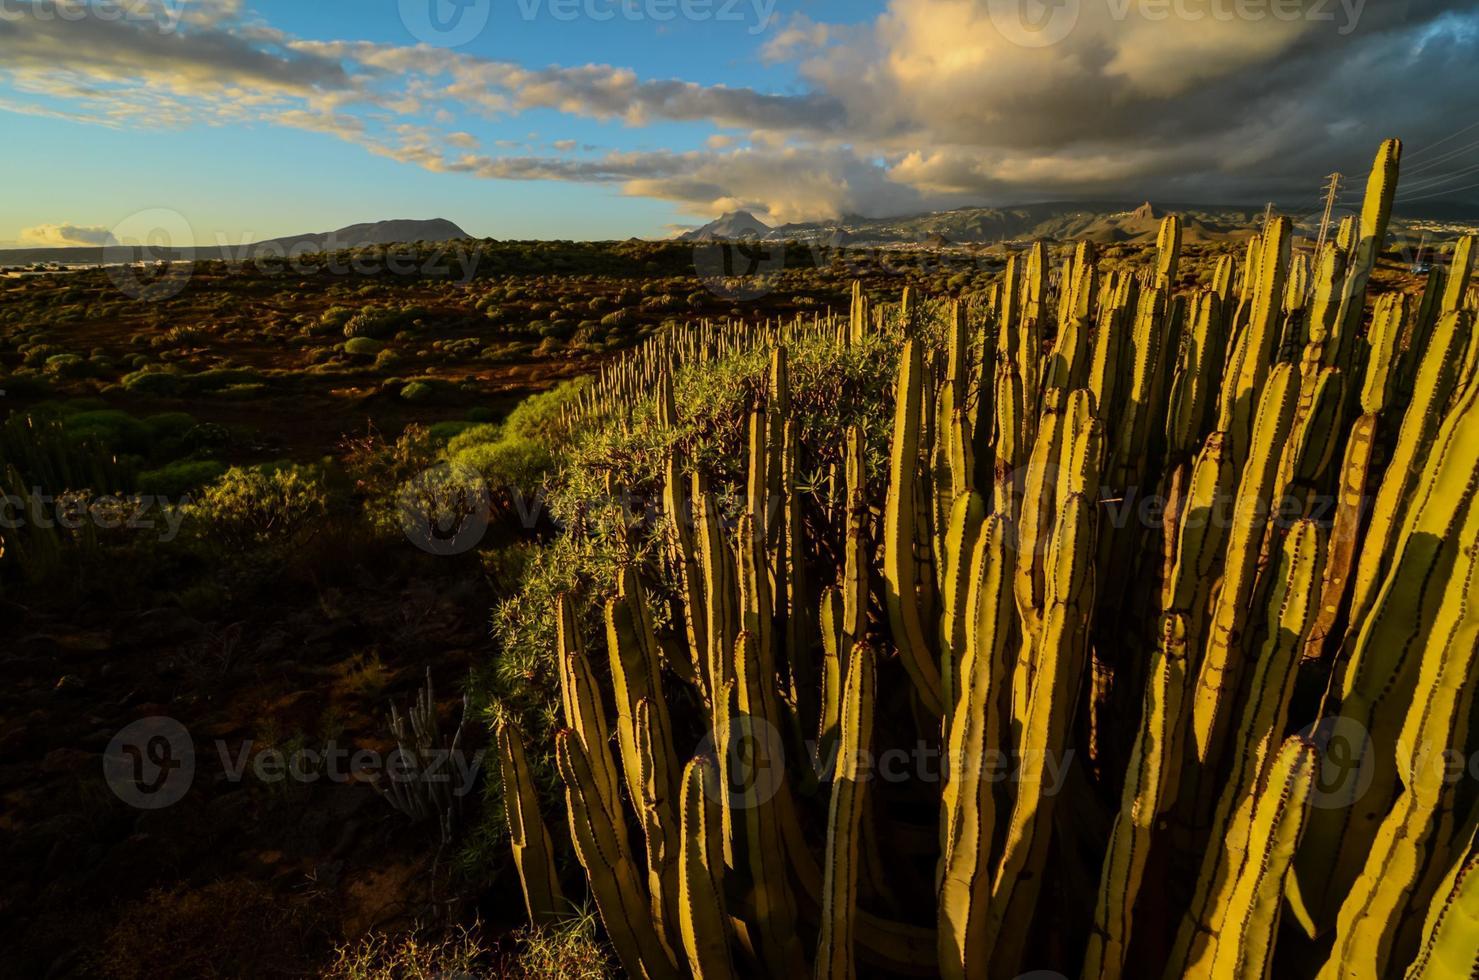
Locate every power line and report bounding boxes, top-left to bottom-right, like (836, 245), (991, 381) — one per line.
(1395, 176), (1479, 205)
(1398, 159), (1479, 195)
(1401, 136), (1479, 178)
(1403, 119), (1479, 161)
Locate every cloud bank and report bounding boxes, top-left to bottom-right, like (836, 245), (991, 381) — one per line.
(3, 0), (1478, 224)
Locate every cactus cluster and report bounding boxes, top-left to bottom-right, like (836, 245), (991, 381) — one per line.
(504, 140), (1479, 978)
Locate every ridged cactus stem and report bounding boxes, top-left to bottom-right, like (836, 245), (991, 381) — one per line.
(1205, 736), (1317, 980)
(1189, 363), (1298, 779)
(1347, 310), (1473, 638)
(1156, 214), (1182, 288)
(1301, 413), (1377, 664)
(733, 630), (808, 977)
(940, 491), (986, 726)
(556, 730), (680, 980)
(678, 758), (738, 980)
(1168, 520), (1325, 979)
(1083, 613), (1190, 980)
(1291, 371), (1479, 936)
(1319, 487), (1479, 979)
(497, 720), (566, 927)
(939, 514), (1015, 980)
(1221, 218), (1292, 473)
(694, 473), (737, 695)
(883, 338), (944, 715)
(816, 642), (876, 980)
(557, 593), (627, 840)
(1330, 139), (1402, 372)
(986, 493), (1096, 976)
(664, 448), (709, 700)
(1402, 835), (1479, 980)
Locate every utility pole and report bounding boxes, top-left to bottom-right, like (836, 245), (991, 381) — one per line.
(1262, 201), (1275, 234)
(1314, 172), (1343, 260)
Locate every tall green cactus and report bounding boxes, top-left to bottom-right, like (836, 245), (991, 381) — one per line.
(555, 730), (679, 980)
(1169, 520), (1325, 978)
(1318, 484), (1479, 979)
(1291, 368), (1479, 936)
(987, 493), (1096, 976)
(1205, 736), (1318, 980)
(1403, 836), (1479, 980)
(817, 642), (877, 980)
(678, 758), (737, 980)
(883, 338), (944, 715)
(496, 720), (566, 927)
(1084, 613), (1190, 980)
(939, 514), (1014, 980)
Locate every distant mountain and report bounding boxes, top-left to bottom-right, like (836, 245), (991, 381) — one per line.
(250, 218), (470, 255)
(0, 218), (471, 266)
(763, 202), (1265, 247)
(678, 210), (772, 242)
(686, 199), (1479, 248)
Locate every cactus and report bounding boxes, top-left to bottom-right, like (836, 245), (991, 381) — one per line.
(1189, 363), (1298, 781)
(987, 493), (1096, 976)
(1205, 736), (1318, 980)
(940, 491), (986, 722)
(733, 628), (808, 976)
(1291, 369), (1479, 936)
(678, 758), (737, 980)
(938, 514), (1014, 980)
(1403, 835), (1479, 980)
(556, 730), (680, 980)
(557, 593), (626, 838)
(817, 642), (877, 980)
(496, 720), (566, 927)
(503, 140), (1468, 980)
(883, 338), (944, 715)
(1169, 520), (1325, 978)
(1318, 486), (1479, 979)
(1083, 613), (1190, 980)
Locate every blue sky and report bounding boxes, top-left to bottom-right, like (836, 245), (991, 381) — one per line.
(2, 0), (1477, 246)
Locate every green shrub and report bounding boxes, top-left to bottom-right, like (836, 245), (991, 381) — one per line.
(122, 369), (181, 396)
(344, 307), (408, 340)
(188, 465), (329, 553)
(64, 409), (152, 454)
(136, 460), (228, 498)
(43, 353), (85, 376)
(344, 337), (385, 356)
(400, 380), (434, 402)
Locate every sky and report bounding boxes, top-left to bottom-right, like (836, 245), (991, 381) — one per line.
(2, 0), (1479, 245)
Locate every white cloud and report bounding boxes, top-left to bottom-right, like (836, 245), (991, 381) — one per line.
(21, 223), (113, 246)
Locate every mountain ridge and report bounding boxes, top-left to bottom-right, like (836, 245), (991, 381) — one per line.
(0, 218), (470, 266)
